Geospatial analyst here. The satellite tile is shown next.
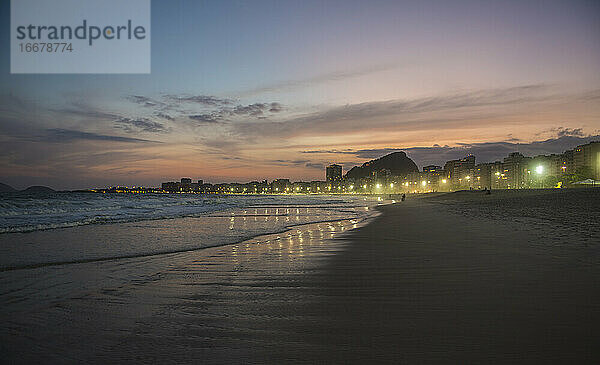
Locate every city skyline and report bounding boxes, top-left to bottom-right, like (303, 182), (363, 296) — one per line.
(73, 139), (599, 193)
(1, 0), (600, 189)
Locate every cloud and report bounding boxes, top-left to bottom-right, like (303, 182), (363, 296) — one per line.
(233, 102), (283, 116)
(269, 102), (283, 112)
(271, 159), (310, 166)
(114, 118), (169, 133)
(165, 94), (233, 106)
(233, 103), (267, 116)
(188, 114), (223, 123)
(155, 112), (175, 121)
(188, 102), (285, 123)
(236, 63), (399, 96)
(231, 84), (560, 139)
(305, 162), (324, 170)
(554, 127), (586, 138)
(50, 101), (121, 120)
(43, 128), (160, 143)
(124, 93), (285, 125)
(127, 95), (162, 107)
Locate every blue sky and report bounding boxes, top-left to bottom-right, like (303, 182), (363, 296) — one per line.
(1, 0), (599, 189)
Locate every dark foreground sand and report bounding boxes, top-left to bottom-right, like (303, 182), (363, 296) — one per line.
(299, 190), (599, 363)
(1, 189), (598, 364)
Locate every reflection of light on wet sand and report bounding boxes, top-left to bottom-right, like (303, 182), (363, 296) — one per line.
(1, 216), (371, 352)
(236, 218), (363, 255)
(0, 197), (391, 362)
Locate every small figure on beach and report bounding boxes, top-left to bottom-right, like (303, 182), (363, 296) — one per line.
(401, 193), (406, 202)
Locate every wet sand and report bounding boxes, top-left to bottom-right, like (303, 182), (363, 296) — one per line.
(1, 190), (599, 363)
(298, 190), (599, 363)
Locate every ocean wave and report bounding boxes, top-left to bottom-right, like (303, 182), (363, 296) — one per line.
(0, 193), (369, 233)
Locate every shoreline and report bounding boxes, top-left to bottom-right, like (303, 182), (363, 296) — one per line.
(0, 214), (376, 273)
(0, 196), (381, 271)
(0, 189), (597, 363)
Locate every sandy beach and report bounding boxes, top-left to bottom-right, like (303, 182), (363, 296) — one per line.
(299, 189), (599, 363)
(1, 189), (599, 363)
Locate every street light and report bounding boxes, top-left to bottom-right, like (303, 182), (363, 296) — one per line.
(535, 165), (544, 174)
(536, 165), (544, 188)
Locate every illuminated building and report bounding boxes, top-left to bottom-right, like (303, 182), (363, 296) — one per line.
(271, 179), (291, 193)
(326, 164), (342, 183)
(573, 141), (600, 179)
(444, 155), (475, 188)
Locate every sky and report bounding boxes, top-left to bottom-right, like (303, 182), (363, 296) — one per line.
(1, 0), (599, 189)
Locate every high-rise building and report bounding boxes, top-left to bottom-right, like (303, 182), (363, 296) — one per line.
(422, 165), (442, 173)
(444, 155), (475, 187)
(271, 179), (291, 193)
(573, 141), (600, 179)
(326, 164), (342, 183)
(502, 152), (528, 189)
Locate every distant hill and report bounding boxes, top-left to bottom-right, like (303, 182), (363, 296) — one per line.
(345, 151), (419, 179)
(22, 185), (55, 193)
(0, 182), (16, 193)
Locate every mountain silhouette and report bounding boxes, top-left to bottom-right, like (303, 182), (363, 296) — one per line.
(0, 182), (16, 193)
(22, 186), (56, 193)
(345, 151), (419, 179)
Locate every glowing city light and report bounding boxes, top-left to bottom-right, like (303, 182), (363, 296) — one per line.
(376, 183), (381, 188)
(442, 179), (447, 184)
(390, 183), (394, 188)
(535, 165), (544, 174)
(421, 181), (427, 186)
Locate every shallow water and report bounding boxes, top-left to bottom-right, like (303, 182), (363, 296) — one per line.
(0, 192), (373, 233)
(0, 194), (385, 362)
(0, 194), (380, 270)
(0, 216), (369, 363)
